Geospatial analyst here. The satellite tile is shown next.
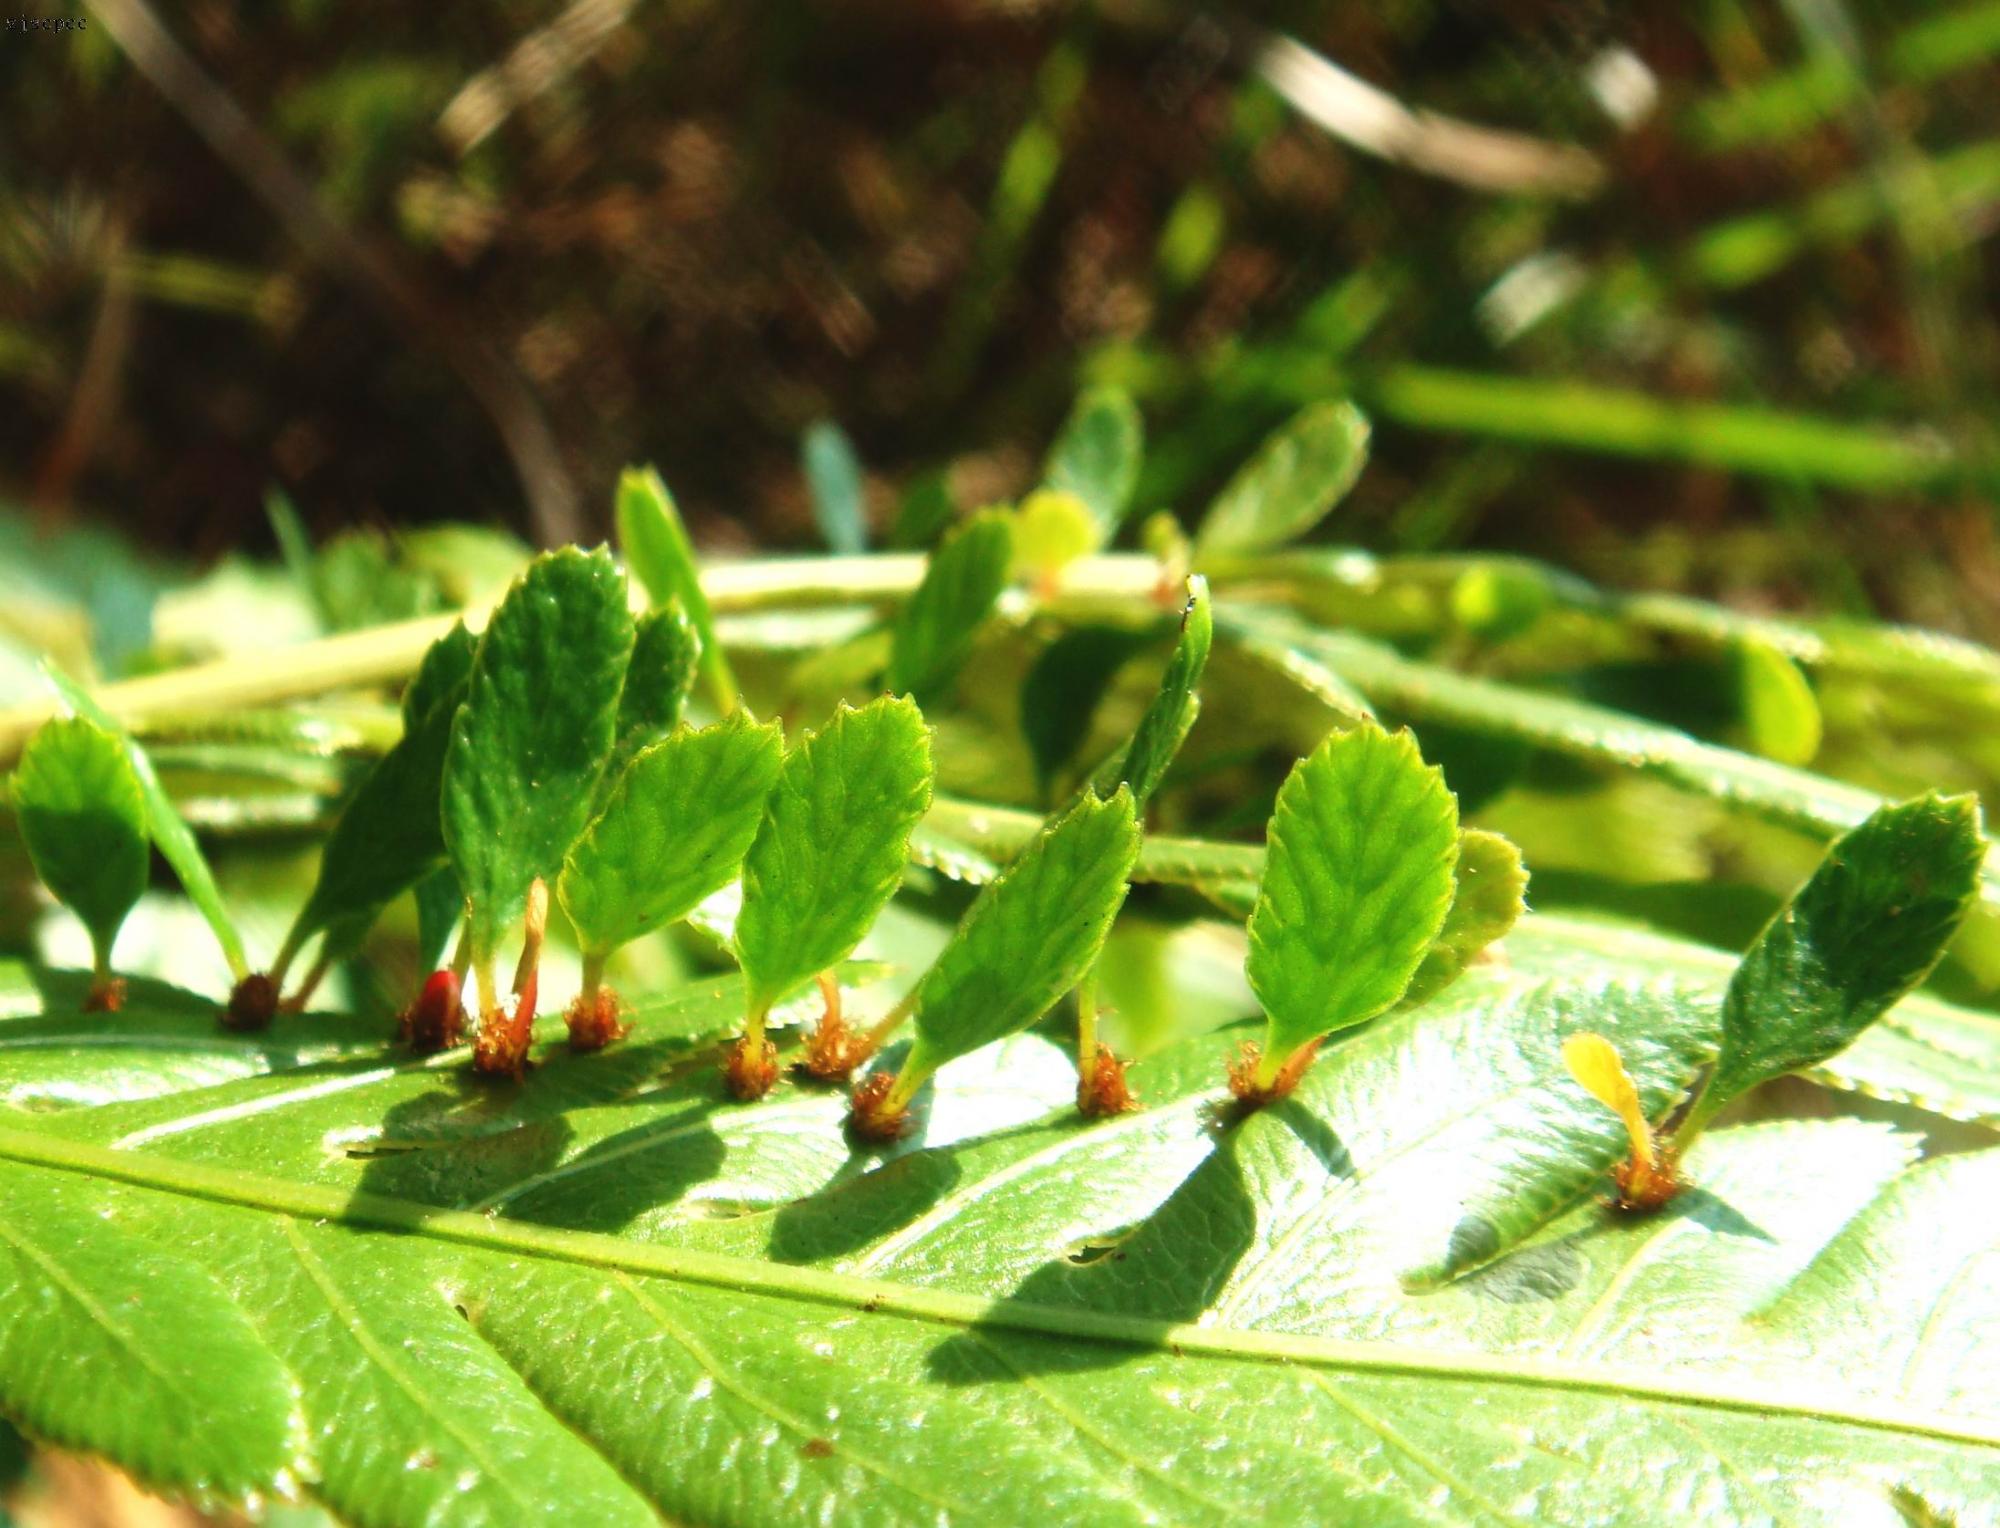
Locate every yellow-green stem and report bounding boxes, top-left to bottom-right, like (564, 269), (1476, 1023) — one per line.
(879, 1058), (929, 1119)
(743, 999), (772, 1049)
(580, 950), (608, 1004)
(865, 988), (919, 1049)
(1075, 970), (1100, 1087)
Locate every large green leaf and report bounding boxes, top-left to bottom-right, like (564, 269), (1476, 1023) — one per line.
(560, 713), (784, 960)
(3, 936), (1998, 1523)
(442, 549), (635, 981)
(42, 664), (248, 980)
(734, 696), (934, 1017)
(0, 1167), (302, 1505)
(9, 716), (149, 976)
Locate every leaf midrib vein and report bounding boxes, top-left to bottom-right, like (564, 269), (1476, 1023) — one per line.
(3, 1124), (1997, 1453)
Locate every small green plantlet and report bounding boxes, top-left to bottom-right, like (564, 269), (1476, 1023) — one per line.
(10, 717), (149, 1011)
(1194, 398), (1371, 559)
(728, 695), (933, 1098)
(1074, 576), (1213, 1114)
(802, 419), (868, 555)
(1563, 1031), (1682, 1213)
(616, 465), (736, 712)
(443, 547), (634, 1070)
(1040, 384), (1143, 544)
(886, 509), (1014, 704)
(270, 622), (477, 1009)
(1676, 792), (1984, 1143)
(559, 713), (783, 1049)
(850, 787), (1141, 1141)
(41, 663), (254, 1016)
(1235, 722), (1460, 1104)
(600, 602), (702, 799)
(1399, 827), (1528, 1009)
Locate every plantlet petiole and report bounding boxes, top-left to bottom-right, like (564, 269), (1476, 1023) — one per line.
(565, 949), (628, 1052)
(1074, 976), (1137, 1117)
(724, 1003), (780, 1100)
(848, 1060), (927, 1143)
(798, 972), (874, 1082)
(1226, 1038), (1322, 1108)
(472, 879), (546, 1078)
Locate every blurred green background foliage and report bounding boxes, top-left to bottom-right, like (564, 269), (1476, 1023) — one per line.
(3, 0), (1999, 631)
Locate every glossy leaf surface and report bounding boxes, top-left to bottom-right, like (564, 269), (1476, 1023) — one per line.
(442, 549), (634, 969)
(560, 713), (784, 959)
(903, 787), (1140, 1075)
(1248, 725), (1461, 1057)
(735, 697), (933, 1013)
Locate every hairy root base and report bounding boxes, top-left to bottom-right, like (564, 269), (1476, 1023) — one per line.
(221, 973), (279, 1032)
(82, 975), (127, 1014)
(847, 1072), (912, 1142)
(472, 1005), (533, 1079)
(566, 988), (629, 1052)
(1225, 1039), (1320, 1108)
(1077, 1046), (1139, 1118)
(724, 1036), (780, 1101)
(1610, 1148), (1685, 1214)
(797, 1012), (875, 1083)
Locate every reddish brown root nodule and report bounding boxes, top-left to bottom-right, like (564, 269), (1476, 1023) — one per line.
(799, 1013), (875, 1083)
(1609, 1144), (1684, 1214)
(1076, 1045), (1139, 1118)
(399, 969), (466, 1054)
(797, 975), (874, 1082)
(1225, 1039), (1321, 1108)
(724, 1035), (780, 1101)
(847, 1072), (913, 1142)
(565, 986), (629, 1052)
(82, 975), (126, 1013)
(472, 1001), (534, 1079)
(221, 972), (279, 1032)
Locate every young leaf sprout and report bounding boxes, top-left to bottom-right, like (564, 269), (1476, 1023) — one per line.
(1562, 1031), (1681, 1213)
